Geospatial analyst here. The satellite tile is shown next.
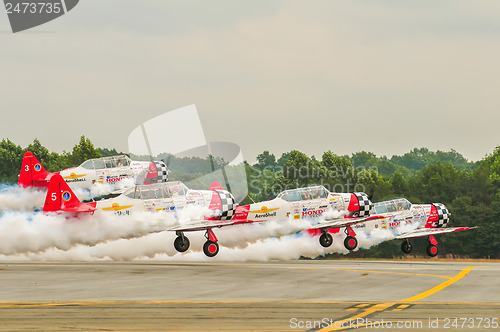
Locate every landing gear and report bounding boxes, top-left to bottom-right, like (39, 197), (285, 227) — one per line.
(203, 228), (220, 257)
(427, 244), (438, 257)
(203, 241), (219, 257)
(401, 240), (413, 254)
(343, 226), (358, 251)
(319, 231), (333, 248)
(426, 235), (439, 257)
(344, 236), (358, 251)
(174, 233), (190, 252)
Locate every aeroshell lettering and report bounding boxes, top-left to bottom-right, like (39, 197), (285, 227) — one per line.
(254, 211), (277, 218)
(65, 178), (86, 183)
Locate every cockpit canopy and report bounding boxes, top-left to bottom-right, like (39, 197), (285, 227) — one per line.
(79, 155), (132, 170)
(123, 181), (189, 200)
(277, 185), (329, 202)
(372, 198), (411, 214)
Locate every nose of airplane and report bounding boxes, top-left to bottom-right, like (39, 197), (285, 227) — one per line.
(347, 192), (373, 217)
(432, 203), (451, 227)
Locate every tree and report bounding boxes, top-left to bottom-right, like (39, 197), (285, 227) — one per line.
(255, 151), (277, 171)
(71, 135), (102, 165)
(0, 139), (23, 183)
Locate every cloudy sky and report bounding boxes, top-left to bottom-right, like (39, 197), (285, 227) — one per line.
(1, 1), (499, 162)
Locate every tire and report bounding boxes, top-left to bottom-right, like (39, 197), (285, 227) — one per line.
(426, 244), (438, 257)
(352, 211), (360, 217)
(203, 241), (219, 257)
(319, 233), (333, 247)
(401, 241), (413, 254)
(174, 236), (190, 252)
(344, 236), (358, 251)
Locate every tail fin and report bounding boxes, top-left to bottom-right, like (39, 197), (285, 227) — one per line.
(18, 152), (53, 188)
(43, 174), (96, 214)
(209, 181), (224, 191)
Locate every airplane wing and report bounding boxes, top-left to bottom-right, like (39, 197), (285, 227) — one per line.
(308, 215), (386, 230)
(168, 219), (259, 232)
(395, 226), (473, 240)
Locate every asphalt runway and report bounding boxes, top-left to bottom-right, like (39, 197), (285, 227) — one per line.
(0, 260), (498, 331)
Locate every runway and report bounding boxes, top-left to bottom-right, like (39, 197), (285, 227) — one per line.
(0, 260), (498, 331)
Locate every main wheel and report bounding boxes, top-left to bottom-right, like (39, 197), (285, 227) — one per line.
(319, 233), (333, 247)
(174, 236), (190, 252)
(344, 236), (358, 251)
(426, 244), (438, 257)
(401, 240), (413, 254)
(203, 241), (219, 257)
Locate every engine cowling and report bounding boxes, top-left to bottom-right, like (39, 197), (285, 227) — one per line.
(347, 192), (373, 217)
(425, 203), (450, 228)
(208, 189), (236, 220)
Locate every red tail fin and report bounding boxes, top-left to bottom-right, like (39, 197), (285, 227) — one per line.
(209, 181), (224, 191)
(18, 152), (54, 188)
(43, 174), (96, 214)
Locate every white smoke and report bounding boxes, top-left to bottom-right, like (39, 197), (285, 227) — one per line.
(0, 205), (212, 255)
(0, 185), (45, 212)
(0, 208), (412, 262)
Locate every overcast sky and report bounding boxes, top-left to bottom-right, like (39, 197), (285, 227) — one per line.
(1, 1), (499, 162)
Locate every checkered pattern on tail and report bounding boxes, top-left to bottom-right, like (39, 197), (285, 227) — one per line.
(215, 190), (236, 220)
(354, 192), (373, 217)
(151, 161), (169, 183)
(433, 203), (450, 227)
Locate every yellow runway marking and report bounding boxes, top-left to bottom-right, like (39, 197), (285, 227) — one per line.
(401, 266), (482, 302)
(315, 266), (483, 332)
(392, 304), (410, 311)
(355, 304), (369, 308)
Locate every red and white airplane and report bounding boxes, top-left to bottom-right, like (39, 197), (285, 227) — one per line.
(308, 197), (472, 257)
(19, 151), (169, 190)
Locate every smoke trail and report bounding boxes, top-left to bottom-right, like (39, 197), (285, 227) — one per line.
(0, 204), (211, 255)
(0, 212), (414, 262)
(0, 184), (45, 212)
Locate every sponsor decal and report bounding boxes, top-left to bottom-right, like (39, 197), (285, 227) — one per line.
(62, 191), (71, 201)
(106, 175), (129, 183)
(389, 221), (401, 227)
(250, 206), (279, 214)
(382, 225), (387, 229)
(63, 173), (87, 183)
(375, 224), (379, 229)
(319, 205), (328, 209)
(302, 209), (325, 217)
(34, 163), (41, 172)
(294, 215), (300, 219)
(250, 206), (279, 218)
(63, 173), (86, 180)
(102, 203), (134, 211)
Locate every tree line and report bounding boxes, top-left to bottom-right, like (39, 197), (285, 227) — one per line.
(0, 137), (498, 258)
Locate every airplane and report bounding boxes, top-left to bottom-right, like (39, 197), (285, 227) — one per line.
(42, 173), (232, 216)
(42, 173), (241, 255)
(19, 151), (169, 190)
(168, 185), (385, 256)
(308, 197), (472, 257)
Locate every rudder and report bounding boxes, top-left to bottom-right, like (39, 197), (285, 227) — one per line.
(18, 151), (51, 188)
